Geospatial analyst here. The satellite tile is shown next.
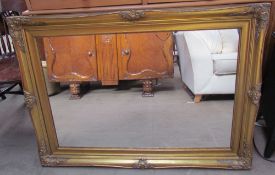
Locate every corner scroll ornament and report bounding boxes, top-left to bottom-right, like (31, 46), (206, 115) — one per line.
(6, 16), (46, 53)
(248, 83), (261, 105)
(40, 155), (65, 166)
(238, 141), (253, 169)
(119, 10), (145, 21)
(23, 90), (36, 109)
(218, 141), (252, 169)
(133, 158), (153, 169)
(39, 140), (65, 166)
(253, 4), (270, 38)
(227, 4), (270, 38)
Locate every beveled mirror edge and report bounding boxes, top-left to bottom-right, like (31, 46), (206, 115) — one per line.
(7, 3), (270, 169)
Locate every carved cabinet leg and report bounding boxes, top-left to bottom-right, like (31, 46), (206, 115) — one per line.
(69, 83), (81, 100)
(142, 80), (154, 97)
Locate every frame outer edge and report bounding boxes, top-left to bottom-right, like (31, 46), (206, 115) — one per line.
(14, 3), (271, 169)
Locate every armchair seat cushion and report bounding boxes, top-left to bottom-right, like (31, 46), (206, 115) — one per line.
(212, 52), (238, 75)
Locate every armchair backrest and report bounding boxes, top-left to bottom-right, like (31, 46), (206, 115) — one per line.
(1, 11), (20, 35)
(0, 11), (18, 59)
(188, 29), (239, 54)
(219, 29), (239, 53)
(192, 30), (223, 54)
(0, 34), (14, 58)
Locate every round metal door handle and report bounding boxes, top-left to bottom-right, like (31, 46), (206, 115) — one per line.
(122, 49), (130, 56)
(88, 51), (95, 57)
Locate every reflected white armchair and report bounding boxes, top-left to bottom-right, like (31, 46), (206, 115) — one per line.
(175, 29), (239, 102)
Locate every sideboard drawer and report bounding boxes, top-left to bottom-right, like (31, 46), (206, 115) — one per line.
(25, 0), (142, 11)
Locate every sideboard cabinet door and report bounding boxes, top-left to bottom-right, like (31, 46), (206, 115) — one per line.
(43, 36), (98, 82)
(117, 32), (174, 80)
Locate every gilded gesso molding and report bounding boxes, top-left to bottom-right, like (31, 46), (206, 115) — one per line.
(238, 141), (253, 169)
(23, 90), (36, 109)
(253, 4), (270, 38)
(6, 16), (46, 53)
(228, 3), (270, 38)
(133, 158), (153, 169)
(39, 140), (48, 157)
(248, 83), (262, 105)
(119, 10), (145, 21)
(41, 155), (65, 166)
(218, 141), (252, 169)
(39, 140), (65, 166)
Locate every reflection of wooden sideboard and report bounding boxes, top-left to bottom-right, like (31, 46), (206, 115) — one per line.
(43, 32), (174, 99)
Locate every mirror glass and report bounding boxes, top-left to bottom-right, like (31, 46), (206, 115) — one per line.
(36, 29), (239, 148)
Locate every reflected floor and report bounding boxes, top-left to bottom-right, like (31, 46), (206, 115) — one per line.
(50, 65), (233, 148)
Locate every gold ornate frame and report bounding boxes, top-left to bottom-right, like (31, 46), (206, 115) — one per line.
(7, 3), (269, 169)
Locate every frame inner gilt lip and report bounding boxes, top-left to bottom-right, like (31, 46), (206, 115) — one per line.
(10, 3), (270, 168)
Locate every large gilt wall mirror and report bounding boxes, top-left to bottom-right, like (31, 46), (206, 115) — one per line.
(8, 3), (269, 169)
